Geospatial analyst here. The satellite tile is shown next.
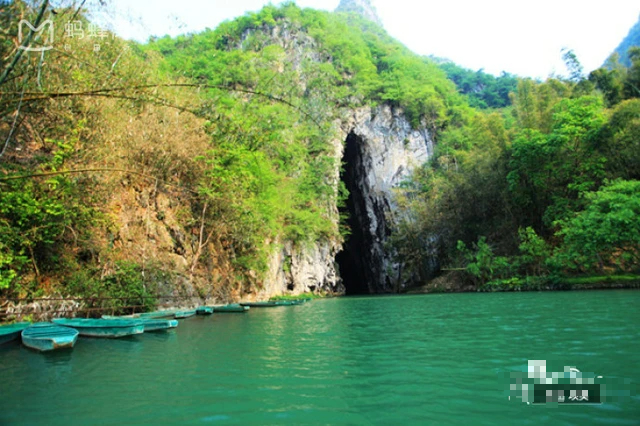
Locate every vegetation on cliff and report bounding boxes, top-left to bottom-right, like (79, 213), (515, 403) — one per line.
(0, 1), (467, 306)
(1, 0), (638, 307)
(391, 49), (640, 289)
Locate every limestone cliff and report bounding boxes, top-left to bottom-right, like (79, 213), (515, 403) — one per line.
(336, 106), (433, 293)
(336, 0), (383, 26)
(247, 20), (435, 296)
(260, 104), (433, 296)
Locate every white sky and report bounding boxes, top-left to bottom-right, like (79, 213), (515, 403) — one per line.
(100, 0), (640, 79)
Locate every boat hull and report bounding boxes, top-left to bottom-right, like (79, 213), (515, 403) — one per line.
(139, 310), (179, 319)
(0, 322), (31, 345)
(239, 302), (280, 308)
(52, 318), (144, 338)
(212, 304), (250, 313)
(240, 301), (303, 307)
(21, 323), (79, 352)
(174, 310), (196, 319)
(141, 319), (178, 332)
(196, 307), (214, 315)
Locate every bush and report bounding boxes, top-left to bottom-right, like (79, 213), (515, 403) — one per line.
(65, 261), (157, 316)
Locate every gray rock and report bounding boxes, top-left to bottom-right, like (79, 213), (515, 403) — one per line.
(336, 0), (383, 26)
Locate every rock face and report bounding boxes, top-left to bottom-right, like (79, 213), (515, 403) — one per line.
(336, 0), (383, 26)
(258, 240), (345, 300)
(260, 123), (346, 299)
(245, 20), (434, 297)
(260, 105), (433, 297)
(336, 105), (434, 293)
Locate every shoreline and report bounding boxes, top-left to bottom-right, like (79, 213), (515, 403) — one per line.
(405, 275), (640, 294)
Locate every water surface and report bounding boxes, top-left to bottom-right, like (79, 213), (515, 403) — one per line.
(1, 291), (638, 425)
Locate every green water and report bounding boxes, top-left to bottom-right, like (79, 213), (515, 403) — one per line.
(1, 291), (638, 425)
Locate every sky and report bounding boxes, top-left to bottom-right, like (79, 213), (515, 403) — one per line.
(97, 0), (640, 79)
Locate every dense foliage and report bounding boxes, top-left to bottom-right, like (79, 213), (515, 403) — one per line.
(1, 0), (638, 306)
(0, 1), (467, 303)
(391, 49), (640, 288)
(0, 1), (211, 305)
(437, 61), (519, 109)
(143, 2), (469, 272)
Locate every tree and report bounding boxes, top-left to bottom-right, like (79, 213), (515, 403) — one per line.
(597, 99), (640, 180)
(562, 48), (584, 83)
(555, 180), (640, 272)
(508, 96), (607, 232)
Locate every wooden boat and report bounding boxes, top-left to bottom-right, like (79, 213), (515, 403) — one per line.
(272, 300), (305, 306)
(0, 322), (31, 345)
(101, 316), (178, 332)
(101, 310), (177, 319)
(212, 304), (250, 313)
(196, 306), (214, 315)
(174, 310), (196, 319)
(139, 319), (178, 332)
(239, 301), (278, 307)
(52, 318), (144, 338)
(21, 323), (79, 352)
(138, 310), (179, 319)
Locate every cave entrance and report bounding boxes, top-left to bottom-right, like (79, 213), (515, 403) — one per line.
(336, 131), (371, 295)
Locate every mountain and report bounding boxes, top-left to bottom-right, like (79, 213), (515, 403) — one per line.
(610, 14), (640, 66)
(0, 2), (463, 311)
(2, 2), (638, 317)
(335, 0), (382, 26)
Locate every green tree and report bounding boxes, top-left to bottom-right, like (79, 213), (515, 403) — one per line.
(508, 96), (607, 231)
(555, 179), (640, 272)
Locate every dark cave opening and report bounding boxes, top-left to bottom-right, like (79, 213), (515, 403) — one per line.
(336, 131), (371, 295)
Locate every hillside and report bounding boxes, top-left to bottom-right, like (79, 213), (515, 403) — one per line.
(1, 1), (639, 320)
(610, 14), (640, 66)
(0, 1), (466, 317)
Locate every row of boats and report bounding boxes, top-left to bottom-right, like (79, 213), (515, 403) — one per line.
(0, 300), (310, 352)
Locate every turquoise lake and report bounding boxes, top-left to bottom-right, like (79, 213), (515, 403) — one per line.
(1, 291), (638, 425)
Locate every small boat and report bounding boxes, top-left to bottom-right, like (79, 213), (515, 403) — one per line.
(271, 300), (305, 306)
(239, 301), (283, 308)
(21, 323), (79, 352)
(139, 318), (178, 332)
(52, 318), (144, 338)
(101, 316), (178, 332)
(0, 322), (31, 345)
(174, 310), (196, 319)
(196, 306), (214, 315)
(212, 304), (250, 313)
(138, 310), (179, 319)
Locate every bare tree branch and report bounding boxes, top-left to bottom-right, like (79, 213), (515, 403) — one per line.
(0, 83), (325, 128)
(0, 86), (25, 159)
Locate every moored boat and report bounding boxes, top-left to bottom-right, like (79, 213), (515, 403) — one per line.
(196, 306), (214, 315)
(212, 304), (250, 313)
(21, 323), (79, 352)
(239, 301), (281, 308)
(0, 322), (31, 345)
(174, 310), (196, 319)
(138, 310), (179, 319)
(140, 318), (178, 332)
(52, 318), (144, 338)
(101, 316), (179, 332)
(268, 300), (305, 306)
